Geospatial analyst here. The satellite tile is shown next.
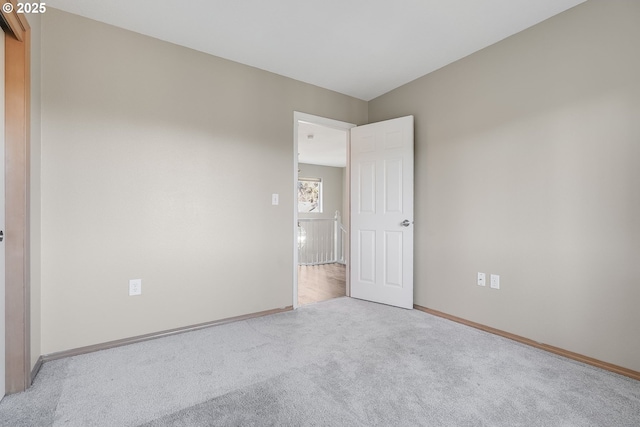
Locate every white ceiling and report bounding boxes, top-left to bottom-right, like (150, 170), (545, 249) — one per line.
(298, 122), (347, 168)
(46, 0), (586, 101)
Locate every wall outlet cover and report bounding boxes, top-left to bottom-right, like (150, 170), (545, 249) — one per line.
(129, 279), (142, 296)
(490, 274), (500, 289)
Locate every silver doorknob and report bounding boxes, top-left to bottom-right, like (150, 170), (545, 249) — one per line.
(401, 220), (412, 227)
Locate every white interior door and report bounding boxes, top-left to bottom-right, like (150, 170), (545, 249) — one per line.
(1, 29), (6, 400)
(350, 116), (414, 309)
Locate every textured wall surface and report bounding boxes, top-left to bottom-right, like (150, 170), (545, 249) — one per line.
(369, 0), (640, 371)
(40, 9), (367, 354)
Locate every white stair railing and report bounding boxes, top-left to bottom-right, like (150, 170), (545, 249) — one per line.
(298, 211), (346, 266)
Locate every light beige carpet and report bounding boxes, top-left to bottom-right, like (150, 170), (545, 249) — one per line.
(1, 297), (639, 426)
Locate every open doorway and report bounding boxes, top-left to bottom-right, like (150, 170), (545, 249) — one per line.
(293, 113), (355, 307)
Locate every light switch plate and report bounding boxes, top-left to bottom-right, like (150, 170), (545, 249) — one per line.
(271, 193), (279, 205)
(490, 274), (500, 289)
(477, 272), (486, 287)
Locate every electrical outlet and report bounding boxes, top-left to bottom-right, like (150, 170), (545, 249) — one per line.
(129, 279), (142, 296)
(490, 274), (500, 289)
(477, 272), (486, 287)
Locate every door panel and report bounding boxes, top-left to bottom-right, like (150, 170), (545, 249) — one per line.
(384, 159), (403, 213)
(358, 161), (376, 214)
(359, 230), (376, 283)
(384, 231), (403, 287)
(350, 116), (414, 309)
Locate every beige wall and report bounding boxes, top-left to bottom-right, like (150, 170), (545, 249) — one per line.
(369, 0), (640, 371)
(27, 12), (42, 371)
(40, 9), (367, 354)
(298, 163), (345, 220)
(36, 1), (640, 372)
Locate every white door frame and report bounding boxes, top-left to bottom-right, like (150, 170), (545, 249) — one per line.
(292, 112), (356, 309)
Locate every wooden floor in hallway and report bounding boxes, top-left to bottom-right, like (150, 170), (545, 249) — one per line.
(298, 263), (346, 306)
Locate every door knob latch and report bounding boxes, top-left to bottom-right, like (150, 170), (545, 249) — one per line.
(401, 220), (413, 227)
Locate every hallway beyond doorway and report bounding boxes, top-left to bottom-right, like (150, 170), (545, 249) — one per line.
(297, 264), (346, 306)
